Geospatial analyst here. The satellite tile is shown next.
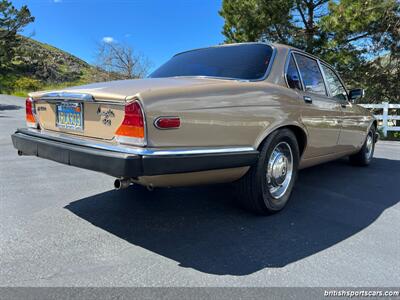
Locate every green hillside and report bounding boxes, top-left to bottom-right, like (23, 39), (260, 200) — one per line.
(0, 36), (108, 97)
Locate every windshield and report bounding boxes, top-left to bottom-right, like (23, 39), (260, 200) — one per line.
(149, 44), (274, 80)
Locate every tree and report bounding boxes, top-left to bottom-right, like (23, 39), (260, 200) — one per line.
(0, 0), (34, 69)
(220, 0), (331, 54)
(220, 0), (400, 103)
(96, 41), (151, 80)
(319, 0), (399, 103)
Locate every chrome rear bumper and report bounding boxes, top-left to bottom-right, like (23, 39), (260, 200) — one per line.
(12, 128), (259, 178)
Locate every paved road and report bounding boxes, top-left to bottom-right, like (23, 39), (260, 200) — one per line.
(0, 95), (399, 287)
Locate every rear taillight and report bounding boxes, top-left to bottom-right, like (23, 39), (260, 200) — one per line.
(115, 100), (146, 146)
(25, 97), (37, 128)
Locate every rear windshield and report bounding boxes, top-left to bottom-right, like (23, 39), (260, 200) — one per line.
(149, 44), (274, 80)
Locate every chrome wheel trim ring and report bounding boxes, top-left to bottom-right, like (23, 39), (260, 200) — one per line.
(266, 142), (293, 199)
(365, 133), (373, 159)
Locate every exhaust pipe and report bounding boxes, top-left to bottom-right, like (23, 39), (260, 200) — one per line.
(114, 178), (133, 190)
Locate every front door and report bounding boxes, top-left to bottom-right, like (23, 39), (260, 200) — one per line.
(319, 63), (366, 153)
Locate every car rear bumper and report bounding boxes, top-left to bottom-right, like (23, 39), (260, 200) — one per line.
(11, 129), (259, 178)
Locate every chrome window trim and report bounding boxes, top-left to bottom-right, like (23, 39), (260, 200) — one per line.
(290, 51), (329, 97)
(285, 49), (350, 103)
(284, 52), (304, 91)
(316, 59), (331, 98)
(20, 128), (255, 156)
(149, 43), (277, 83)
(292, 54), (305, 90)
(319, 62), (349, 101)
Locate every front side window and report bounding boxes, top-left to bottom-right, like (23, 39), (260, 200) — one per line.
(286, 54), (302, 90)
(149, 44), (274, 80)
(294, 54), (326, 96)
(321, 64), (348, 101)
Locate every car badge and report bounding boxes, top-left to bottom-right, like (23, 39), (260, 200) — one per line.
(97, 107), (115, 126)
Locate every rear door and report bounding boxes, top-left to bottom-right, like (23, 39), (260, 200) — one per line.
(291, 53), (343, 159)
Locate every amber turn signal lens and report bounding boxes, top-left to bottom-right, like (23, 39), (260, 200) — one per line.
(115, 100), (146, 146)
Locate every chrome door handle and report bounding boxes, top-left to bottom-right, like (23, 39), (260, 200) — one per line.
(303, 96), (312, 103)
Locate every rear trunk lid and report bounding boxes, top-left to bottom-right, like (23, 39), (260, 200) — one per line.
(32, 96), (125, 140)
(29, 77), (222, 141)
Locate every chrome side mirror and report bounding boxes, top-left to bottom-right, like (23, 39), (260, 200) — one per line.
(349, 88), (364, 103)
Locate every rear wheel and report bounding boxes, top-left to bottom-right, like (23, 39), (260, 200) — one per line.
(235, 129), (300, 215)
(349, 127), (376, 166)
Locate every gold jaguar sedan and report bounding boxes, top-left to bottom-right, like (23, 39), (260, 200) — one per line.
(12, 43), (378, 214)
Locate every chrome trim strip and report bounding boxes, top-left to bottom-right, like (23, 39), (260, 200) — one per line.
(316, 59), (330, 97)
(38, 99), (124, 105)
(319, 61), (350, 100)
(19, 128), (255, 156)
(40, 92), (94, 102)
(284, 51), (304, 91)
(292, 54), (304, 90)
(148, 147), (256, 156)
(289, 50), (330, 97)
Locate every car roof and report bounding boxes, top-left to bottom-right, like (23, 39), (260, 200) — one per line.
(174, 42), (292, 56)
(173, 42), (328, 66)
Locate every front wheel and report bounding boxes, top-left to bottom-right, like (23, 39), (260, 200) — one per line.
(349, 127), (376, 166)
(235, 129), (300, 215)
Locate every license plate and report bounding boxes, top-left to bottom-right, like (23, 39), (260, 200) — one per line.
(56, 102), (83, 131)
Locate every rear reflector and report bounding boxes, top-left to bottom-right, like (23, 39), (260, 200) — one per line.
(115, 100), (146, 146)
(25, 97), (37, 128)
(154, 117), (181, 129)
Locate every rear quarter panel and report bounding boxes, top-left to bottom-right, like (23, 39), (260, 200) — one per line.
(138, 81), (305, 149)
(339, 103), (376, 151)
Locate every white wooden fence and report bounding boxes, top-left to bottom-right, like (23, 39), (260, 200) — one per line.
(359, 102), (400, 137)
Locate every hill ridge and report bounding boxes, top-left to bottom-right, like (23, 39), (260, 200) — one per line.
(0, 35), (107, 96)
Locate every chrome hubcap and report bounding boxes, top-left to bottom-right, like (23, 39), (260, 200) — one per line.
(266, 142), (293, 199)
(366, 134), (373, 159)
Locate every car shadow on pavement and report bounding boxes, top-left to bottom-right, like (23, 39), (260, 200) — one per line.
(0, 104), (22, 111)
(65, 157), (399, 275)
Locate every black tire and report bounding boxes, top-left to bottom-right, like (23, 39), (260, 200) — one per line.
(235, 128), (300, 215)
(349, 126), (376, 166)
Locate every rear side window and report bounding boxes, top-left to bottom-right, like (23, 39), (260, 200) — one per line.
(294, 54), (326, 96)
(286, 55), (302, 90)
(321, 64), (348, 101)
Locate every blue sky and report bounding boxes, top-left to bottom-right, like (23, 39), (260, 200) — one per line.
(14, 0), (225, 71)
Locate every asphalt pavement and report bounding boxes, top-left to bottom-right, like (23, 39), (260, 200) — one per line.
(0, 95), (399, 287)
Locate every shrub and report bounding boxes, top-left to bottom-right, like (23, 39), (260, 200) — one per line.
(13, 77), (42, 91)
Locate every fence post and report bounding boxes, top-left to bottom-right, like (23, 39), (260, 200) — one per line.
(382, 102), (389, 137)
